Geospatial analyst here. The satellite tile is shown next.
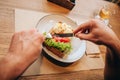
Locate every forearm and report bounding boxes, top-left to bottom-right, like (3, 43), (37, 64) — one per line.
(106, 38), (120, 65)
(0, 53), (32, 80)
(104, 38), (120, 80)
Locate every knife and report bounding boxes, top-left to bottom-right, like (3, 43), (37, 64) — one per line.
(45, 33), (74, 38)
(54, 33), (74, 37)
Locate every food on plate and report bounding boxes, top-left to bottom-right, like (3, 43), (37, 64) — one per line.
(50, 22), (73, 34)
(43, 22), (73, 58)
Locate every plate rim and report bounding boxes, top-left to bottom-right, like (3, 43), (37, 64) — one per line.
(35, 14), (77, 29)
(36, 14), (86, 63)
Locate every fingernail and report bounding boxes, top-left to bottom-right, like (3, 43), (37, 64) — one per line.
(75, 33), (79, 37)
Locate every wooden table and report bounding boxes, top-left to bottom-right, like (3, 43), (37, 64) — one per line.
(0, 0), (120, 80)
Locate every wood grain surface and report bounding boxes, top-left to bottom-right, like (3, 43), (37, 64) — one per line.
(0, 7), (14, 55)
(19, 69), (104, 80)
(0, 0), (120, 80)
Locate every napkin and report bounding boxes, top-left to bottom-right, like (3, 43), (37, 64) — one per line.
(86, 41), (100, 55)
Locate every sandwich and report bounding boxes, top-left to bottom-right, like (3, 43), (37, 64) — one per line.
(43, 22), (73, 58)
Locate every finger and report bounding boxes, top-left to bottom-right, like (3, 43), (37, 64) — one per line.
(34, 32), (45, 43)
(19, 30), (29, 41)
(26, 29), (37, 39)
(29, 28), (36, 35)
(11, 32), (21, 43)
(37, 33), (45, 43)
(75, 32), (92, 40)
(31, 33), (45, 50)
(9, 32), (21, 51)
(20, 29), (35, 40)
(73, 21), (92, 34)
(20, 30), (26, 38)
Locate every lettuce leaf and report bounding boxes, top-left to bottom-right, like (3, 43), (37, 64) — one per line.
(44, 38), (72, 53)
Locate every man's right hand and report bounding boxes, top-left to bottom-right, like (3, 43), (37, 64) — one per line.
(74, 19), (119, 46)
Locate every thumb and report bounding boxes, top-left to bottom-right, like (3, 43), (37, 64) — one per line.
(75, 33), (91, 40)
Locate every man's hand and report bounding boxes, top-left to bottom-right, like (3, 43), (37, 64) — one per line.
(9, 29), (44, 63)
(74, 19), (119, 46)
(74, 19), (120, 79)
(0, 29), (44, 80)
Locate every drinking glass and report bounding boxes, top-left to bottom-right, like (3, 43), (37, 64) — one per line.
(94, 5), (110, 26)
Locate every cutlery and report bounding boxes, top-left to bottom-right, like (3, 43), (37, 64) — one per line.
(54, 33), (74, 37)
(45, 33), (74, 38)
(45, 33), (52, 38)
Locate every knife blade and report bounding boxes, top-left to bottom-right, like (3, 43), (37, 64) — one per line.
(54, 33), (74, 37)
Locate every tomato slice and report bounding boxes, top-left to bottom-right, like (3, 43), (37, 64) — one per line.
(53, 37), (70, 43)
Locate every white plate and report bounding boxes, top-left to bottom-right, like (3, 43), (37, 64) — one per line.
(36, 14), (86, 63)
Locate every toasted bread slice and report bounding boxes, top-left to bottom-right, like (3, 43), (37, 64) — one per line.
(43, 43), (65, 58)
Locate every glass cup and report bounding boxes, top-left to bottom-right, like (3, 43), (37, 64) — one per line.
(94, 5), (110, 26)
(99, 8), (110, 19)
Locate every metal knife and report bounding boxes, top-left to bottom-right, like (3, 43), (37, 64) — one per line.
(54, 33), (74, 37)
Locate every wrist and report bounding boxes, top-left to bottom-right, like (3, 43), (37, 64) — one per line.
(107, 37), (120, 48)
(0, 53), (23, 79)
(1, 53), (30, 79)
(106, 37), (120, 60)
(6, 54), (25, 77)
